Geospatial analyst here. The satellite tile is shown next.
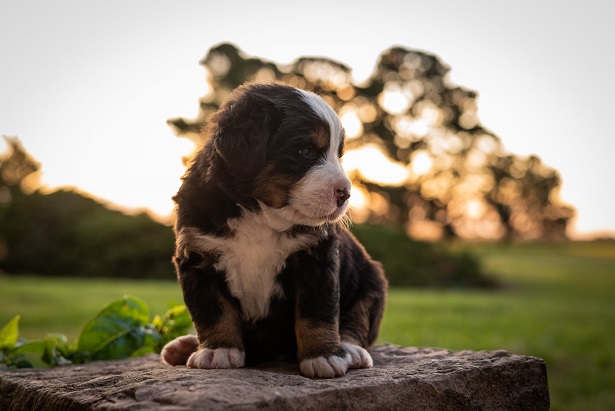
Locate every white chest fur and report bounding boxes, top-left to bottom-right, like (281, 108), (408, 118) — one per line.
(179, 211), (318, 320)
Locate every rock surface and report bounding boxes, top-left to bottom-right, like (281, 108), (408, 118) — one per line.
(0, 344), (549, 410)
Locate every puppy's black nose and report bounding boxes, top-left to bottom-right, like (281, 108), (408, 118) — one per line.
(336, 188), (351, 207)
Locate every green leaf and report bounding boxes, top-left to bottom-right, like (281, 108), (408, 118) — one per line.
(151, 314), (163, 330)
(10, 341), (48, 368)
(13, 340), (46, 354)
(42, 334), (74, 366)
(0, 315), (20, 351)
(44, 333), (74, 359)
(158, 305), (193, 347)
(131, 326), (162, 357)
(165, 305), (190, 322)
(77, 296), (153, 361)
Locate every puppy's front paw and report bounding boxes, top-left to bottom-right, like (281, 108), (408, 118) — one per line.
(186, 347), (245, 369)
(299, 351), (352, 378)
(342, 342), (373, 369)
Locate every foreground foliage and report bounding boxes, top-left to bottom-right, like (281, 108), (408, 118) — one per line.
(0, 296), (191, 370)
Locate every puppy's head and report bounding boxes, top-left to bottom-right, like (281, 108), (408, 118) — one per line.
(209, 82), (351, 229)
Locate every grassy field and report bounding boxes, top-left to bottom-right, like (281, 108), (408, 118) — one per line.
(1, 241), (614, 411)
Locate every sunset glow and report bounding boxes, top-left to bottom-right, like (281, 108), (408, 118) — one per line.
(344, 145), (408, 186)
(339, 106), (363, 139)
(378, 83), (413, 115)
(410, 151), (433, 176)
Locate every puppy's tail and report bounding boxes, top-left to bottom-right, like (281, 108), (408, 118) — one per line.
(161, 335), (199, 366)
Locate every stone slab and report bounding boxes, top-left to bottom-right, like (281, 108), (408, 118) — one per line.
(0, 344), (549, 410)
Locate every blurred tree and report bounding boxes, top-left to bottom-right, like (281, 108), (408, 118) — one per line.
(168, 43), (574, 240)
(0, 189), (174, 278)
(0, 136), (40, 194)
(0, 138), (175, 278)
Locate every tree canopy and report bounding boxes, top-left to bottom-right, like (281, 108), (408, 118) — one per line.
(168, 43), (574, 240)
(0, 136), (40, 194)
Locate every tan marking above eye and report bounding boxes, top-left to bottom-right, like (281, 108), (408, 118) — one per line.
(310, 127), (329, 150)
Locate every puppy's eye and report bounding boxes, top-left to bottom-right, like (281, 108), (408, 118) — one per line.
(298, 147), (315, 158)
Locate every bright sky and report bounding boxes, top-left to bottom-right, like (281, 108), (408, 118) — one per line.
(1, 1), (614, 238)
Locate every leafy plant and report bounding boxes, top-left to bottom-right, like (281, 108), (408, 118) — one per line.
(0, 296), (192, 369)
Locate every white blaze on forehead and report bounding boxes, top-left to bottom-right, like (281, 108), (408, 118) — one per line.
(285, 89), (351, 227)
(297, 90), (344, 163)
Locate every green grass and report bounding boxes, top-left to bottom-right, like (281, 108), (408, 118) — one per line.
(1, 241), (614, 411)
(0, 277), (184, 341)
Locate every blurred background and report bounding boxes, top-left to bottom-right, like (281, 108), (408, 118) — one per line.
(1, 1), (613, 410)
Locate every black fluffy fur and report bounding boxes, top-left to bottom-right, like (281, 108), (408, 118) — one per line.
(172, 82), (387, 369)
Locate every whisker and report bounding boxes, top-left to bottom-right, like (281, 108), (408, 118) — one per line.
(340, 213), (352, 229)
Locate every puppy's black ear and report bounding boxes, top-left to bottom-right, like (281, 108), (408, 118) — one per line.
(212, 87), (282, 180)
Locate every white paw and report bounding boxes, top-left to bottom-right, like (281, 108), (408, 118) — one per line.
(299, 352), (352, 378)
(186, 347), (245, 369)
(342, 342), (373, 369)
(161, 335), (199, 366)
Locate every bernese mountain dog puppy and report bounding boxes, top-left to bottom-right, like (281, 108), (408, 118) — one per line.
(161, 82), (387, 378)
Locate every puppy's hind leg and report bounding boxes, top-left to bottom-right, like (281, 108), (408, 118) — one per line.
(161, 335), (199, 366)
